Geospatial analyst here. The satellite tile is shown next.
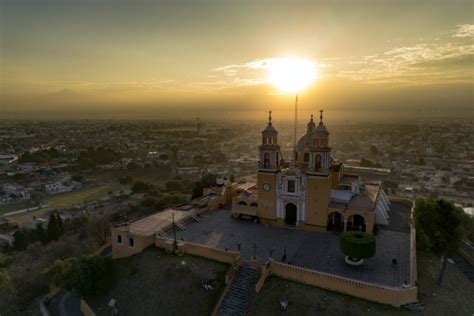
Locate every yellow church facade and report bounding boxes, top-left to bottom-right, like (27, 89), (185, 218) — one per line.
(232, 111), (391, 234)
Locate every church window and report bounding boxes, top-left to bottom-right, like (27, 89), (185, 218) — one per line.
(263, 152), (270, 168)
(315, 154), (322, 171)
(238, 201), (247, 206)
(288, 180), (296, 193)
(117, 234), (123, 244)
(128, 237), (134, 247)
(304, 152), (309, 162)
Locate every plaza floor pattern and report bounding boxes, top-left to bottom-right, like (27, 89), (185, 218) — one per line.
(176, 203), (411, 287)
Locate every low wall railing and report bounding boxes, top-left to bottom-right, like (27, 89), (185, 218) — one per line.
(257, 259), (417, 307)
(460, 240), (474, 266)
(154, 236), (241, 267)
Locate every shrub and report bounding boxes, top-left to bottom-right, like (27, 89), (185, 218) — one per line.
(340, 231), (376, 260)
(46, 255), (111, 296)
(131, 181), (153, 194)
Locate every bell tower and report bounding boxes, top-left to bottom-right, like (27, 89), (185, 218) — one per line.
(257, 111), (280, 223)
(308, 110), (331, 174)
(259, 111), (280, 170)
(305, 109), (333, 231)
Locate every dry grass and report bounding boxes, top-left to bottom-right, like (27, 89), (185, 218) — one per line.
(88, 247), (228, 316)
(416, 251), (474, 315)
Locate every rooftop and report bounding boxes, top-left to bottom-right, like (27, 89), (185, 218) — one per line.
(117, 209), (192, 236)
(329, 183), (380, 213)
(338, 174), (360, 186)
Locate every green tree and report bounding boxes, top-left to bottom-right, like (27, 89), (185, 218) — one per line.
(192, 173), (217, 198)
(56, 213), (64, 235)
(165, 180), (183, 192)
(370, 145), (380, 156)
(382, 180), (399, 194)
(47, 214), (60, 241)
(118, 175), (133, 185)
(72, 174), (84, 182)
(414, 198), (467, 285)
(13, 230), (27, 251)
(46, 256), (111, 296)
(131, 181), (153, 194)
(162, 192), (187, 206)
(127, 161), (139, 170)
(35, 224), (47, 244)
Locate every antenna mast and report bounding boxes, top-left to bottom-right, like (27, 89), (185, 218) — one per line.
(294, 94), (298, 157)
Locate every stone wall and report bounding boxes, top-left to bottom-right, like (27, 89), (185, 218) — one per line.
(387, 196), (414, 207)
(257, 259), (418, 307)
(255, 261), (271, 293)
(154, 236), (241, 266)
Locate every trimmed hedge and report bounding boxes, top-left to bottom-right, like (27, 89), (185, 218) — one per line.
(340, 231), (376, 260)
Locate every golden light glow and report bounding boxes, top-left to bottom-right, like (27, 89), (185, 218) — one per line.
(266, 57), (317, 93)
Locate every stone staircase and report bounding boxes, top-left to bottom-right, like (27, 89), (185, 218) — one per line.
(401, 301), (425, 312)
(175, 222), (186, 231)
(217, 265), (260, 315)
(155, 229), (169, 237)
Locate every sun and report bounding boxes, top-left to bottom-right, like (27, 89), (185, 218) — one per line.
(266, 57), (318, 93)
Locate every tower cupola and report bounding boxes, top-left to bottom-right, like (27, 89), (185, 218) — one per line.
(259, 111), (281, 170)
(313, 110), (329, 148)
(262, 111), (278, 145)
(306, 114), (316, 134)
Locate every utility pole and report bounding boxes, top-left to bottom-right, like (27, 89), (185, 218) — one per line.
(172, 213), (177, 252)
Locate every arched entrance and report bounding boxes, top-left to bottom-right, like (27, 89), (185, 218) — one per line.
(327, 212), (344, 232)
(347, 214), (366, 232)
(285, 203), (297, 226)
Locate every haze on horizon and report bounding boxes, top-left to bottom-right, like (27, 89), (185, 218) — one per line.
(1, 0), (473, 121)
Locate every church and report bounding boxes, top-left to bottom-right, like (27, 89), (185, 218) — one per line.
(231, 111), (391, 234)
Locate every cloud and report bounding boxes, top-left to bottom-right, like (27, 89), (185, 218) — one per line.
(453, 24), (474, 38)
(337, 25), (474, 85)
(211, 57), (326, 88)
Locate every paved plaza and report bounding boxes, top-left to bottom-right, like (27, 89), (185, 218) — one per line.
(176, 203), (412, 287)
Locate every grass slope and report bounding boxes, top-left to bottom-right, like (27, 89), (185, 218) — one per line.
(88, 247), (228, 316)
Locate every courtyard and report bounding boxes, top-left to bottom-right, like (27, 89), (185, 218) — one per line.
(176, 202), (412, 287)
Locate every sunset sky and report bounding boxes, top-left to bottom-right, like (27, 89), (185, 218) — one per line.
(1, 0), (473, 120)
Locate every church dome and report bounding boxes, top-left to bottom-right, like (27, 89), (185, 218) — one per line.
(296, 133), (310, 152)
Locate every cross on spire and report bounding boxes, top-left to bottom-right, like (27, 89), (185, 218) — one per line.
(268, 110), (272, 124)
(319, 109), (324, 123)
(310, 114), (313, 122)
